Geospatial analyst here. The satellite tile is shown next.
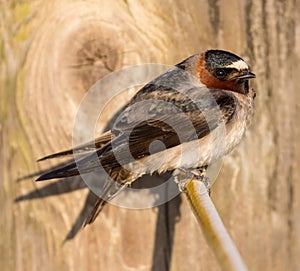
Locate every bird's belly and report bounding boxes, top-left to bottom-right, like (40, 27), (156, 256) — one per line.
(125, 132), (243, 177)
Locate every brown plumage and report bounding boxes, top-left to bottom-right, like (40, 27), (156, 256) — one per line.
(36, 49), (256, 225)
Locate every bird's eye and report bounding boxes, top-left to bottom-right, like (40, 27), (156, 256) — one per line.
(215, 68), (226, 77)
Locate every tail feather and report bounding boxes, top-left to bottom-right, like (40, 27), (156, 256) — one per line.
(83, 198), (107, 226)
(35, 130), (126, 224)
(83, 178), (127, 226)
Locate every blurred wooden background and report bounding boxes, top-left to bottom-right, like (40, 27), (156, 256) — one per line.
(1, 0), (299, 270)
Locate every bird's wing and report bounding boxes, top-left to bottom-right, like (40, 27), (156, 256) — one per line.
(36, 87), (236, 181)
(37, 131), (113, 161)
(99, 87), (236, 169)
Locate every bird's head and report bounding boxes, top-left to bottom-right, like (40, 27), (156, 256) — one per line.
(198, 49), (256, 94)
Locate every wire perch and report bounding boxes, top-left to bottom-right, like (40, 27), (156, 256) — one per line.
(183, 179), (248, 271)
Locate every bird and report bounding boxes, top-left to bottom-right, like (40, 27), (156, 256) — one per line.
(36, 49), (256, 226)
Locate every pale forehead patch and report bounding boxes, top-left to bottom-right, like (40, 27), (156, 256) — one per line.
(225, 59), (249, 71)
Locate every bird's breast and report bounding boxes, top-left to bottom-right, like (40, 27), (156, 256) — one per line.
(223, 90), (254, 154)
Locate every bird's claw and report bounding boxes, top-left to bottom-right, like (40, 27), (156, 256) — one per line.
(173, 167), (211, 193)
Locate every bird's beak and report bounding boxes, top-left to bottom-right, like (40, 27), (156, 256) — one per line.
(232, 71), (256, 80)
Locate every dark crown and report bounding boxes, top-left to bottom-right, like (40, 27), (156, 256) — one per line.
(204, 50), (244, 70)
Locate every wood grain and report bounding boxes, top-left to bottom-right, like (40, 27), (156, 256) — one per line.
(1, 0), (299, 270)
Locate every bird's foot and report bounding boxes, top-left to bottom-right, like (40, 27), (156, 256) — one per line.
(173, 167), (211, 194)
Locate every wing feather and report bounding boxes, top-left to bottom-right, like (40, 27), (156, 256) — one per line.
(37, 87), (236, 181)
(37, 131), (113, 161)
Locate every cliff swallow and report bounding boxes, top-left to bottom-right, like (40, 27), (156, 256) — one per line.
(37, 49), (256, 225)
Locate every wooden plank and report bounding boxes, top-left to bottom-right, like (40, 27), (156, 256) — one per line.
(1, 0), (299, 270)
